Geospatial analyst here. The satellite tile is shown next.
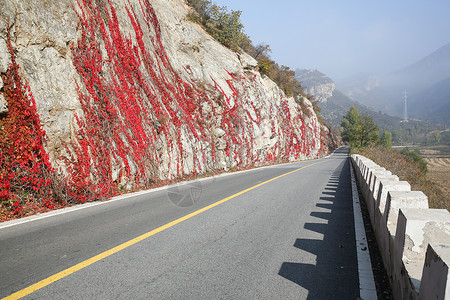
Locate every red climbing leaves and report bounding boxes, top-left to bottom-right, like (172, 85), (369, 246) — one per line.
(0, 28), (57, 216)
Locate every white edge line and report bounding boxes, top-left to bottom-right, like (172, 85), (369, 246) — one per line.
(350, 159), (378, 300)
(0, 147), (343, 230)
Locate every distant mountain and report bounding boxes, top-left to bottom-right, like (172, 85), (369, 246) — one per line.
(337, 77), (401, 117)
(386, 43), (450, 92)
(295, 69), (400, 128)
(318, 89), (398, 128)
(295, 68), (447, 145)
(295, 69), (335, 102)
(409, 77), (450, 125)
(337, 42), (450, 124)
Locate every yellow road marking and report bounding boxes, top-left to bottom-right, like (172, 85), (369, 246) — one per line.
(3, 160), (326, 300)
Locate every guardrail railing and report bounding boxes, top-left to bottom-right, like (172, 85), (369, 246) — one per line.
(350, 154), (449, 300)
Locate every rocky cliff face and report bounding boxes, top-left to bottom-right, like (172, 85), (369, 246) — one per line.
(0, 0), (329, 204)
(295, 69), (335, 102)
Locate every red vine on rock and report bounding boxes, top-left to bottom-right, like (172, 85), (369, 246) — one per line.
(0, 27), (59, 217)
(1, 0), (326, 221)
(66, 0), (326, 203)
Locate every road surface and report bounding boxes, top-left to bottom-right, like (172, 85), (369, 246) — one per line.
(0, 147), (359, 299)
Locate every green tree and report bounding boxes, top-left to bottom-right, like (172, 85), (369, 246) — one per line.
(252, 43), (271, 59)
(380, 130), (392, 149)
(187, 0), (212, 20)
(206, 5), (245, 51)
(432, 130), (441, 144)
(187, 0), (245, 52)
(359, 115), (379, 147)
(341, 106), (379, 149)
(186, 0), (309, 101)
(341, 106), (361, 146)
(258, 58), (274, 75)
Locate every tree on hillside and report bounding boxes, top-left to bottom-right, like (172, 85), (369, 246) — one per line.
(187, 0), (245, 51)
(251, 43), (272, 59)
(341, 106), (379, 149)
(380, 130), (392, 149)
(207, 5), (245, 51)
(359, 115), (379, 147)
(341, 106), (361, 145)
(187, 0), (212, 20)
(186, 0), (315, 112)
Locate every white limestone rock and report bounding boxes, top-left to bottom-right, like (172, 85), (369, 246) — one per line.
(0, 38), (11, 73)
(0, 0), (327, 181)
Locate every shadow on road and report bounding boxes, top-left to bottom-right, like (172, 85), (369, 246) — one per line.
(278, 158), (359, 299)
(326, 146), (350, 160)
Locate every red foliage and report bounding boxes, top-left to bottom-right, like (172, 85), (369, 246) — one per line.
(0, 28), (57, 216)
(69, 0), (278, 202)
(2, 0), (326, 220)
(0, 0), (325, 222)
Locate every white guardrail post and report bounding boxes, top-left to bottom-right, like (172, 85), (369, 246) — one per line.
(350, 154), (450, 300)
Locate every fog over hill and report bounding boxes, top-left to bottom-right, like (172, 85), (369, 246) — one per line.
(408, 77), (450, 125)
(295, 69), (401, 128)
(386, 43), (450, 92)
(336, 43), (450, 126)
(295, 68), (447, 145)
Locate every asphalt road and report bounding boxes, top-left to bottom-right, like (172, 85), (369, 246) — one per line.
(0, 147), (358, 299)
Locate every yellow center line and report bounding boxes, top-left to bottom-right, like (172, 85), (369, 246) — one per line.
(3, 160), (327, 300)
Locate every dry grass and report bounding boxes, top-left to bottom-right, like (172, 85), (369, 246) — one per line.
(357, 146), (449, 211)
(419, 146), (450, 206)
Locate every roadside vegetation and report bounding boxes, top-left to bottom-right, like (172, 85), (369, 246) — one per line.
(358, 146), (447, 210)
(419, 145), (450, 205)
(186, 0), (321, 115)
(341, 106), (448, 210)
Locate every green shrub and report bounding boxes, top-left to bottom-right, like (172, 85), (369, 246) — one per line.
(186, 0), (309, 102)
(400, 148), (428, 174)
(186, 0), (245, 52)
(379, 130), (392, 150)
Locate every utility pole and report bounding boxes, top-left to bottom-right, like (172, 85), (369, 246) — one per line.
(403, 90), (408, 122)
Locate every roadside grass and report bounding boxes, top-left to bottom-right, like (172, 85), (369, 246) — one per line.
(418, 145), (450, 207)
(356, 146), (449, 211)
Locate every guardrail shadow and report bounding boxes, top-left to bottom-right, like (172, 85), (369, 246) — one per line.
(278, 159), (359, 299)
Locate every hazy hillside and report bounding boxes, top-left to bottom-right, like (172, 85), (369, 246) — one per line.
(295, 69), (402, 128)
(319, 90), (395, 127)
(295, 69), (335, 102)
(409, 77), (450, 125)
(338, 43), (450, 124)
(296, 69), (447, 146)
(386, 43), (450, 92)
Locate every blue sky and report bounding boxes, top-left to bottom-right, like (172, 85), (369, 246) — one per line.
(215, 0), (450, 81)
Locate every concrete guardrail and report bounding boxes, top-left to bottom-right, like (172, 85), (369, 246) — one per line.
(350, 154), (450, 300)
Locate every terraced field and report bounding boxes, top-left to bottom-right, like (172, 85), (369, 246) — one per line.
(421, 146), (450, 203)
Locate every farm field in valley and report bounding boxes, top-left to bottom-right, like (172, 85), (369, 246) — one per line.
(419, 146), (450, 204)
